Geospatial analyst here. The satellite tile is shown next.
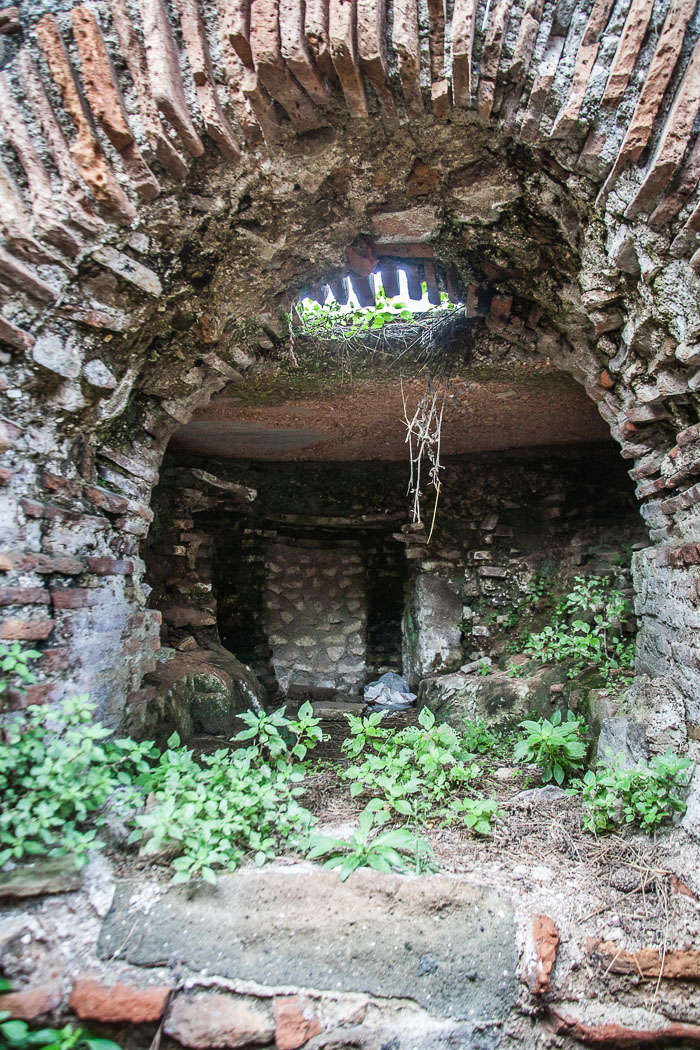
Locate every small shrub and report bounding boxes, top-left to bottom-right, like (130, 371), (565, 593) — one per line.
(0, 696), (153, 868)
(514, 710), (586, 784)
(581, 751), (692, 834)
(131, 706), (323, 884)
(460, 718), (500, 755)
(307, 801), (435, 880)
(442, 797), (505, 835)
(342, 706), (481, 819)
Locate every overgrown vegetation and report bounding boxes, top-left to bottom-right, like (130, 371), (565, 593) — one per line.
(510, 574), (636, 683)
(0, 657), (691, 888)
(580, 752), (692, 833)
(294, 285), (455, 339)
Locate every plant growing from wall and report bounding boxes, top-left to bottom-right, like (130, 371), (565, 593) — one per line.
(0, 1013), (120, 1050)
(0, 643), (41, 709)
(513, 710), (587, 784)
(580, 751), (692, 833)
(512, 574), (635, 682)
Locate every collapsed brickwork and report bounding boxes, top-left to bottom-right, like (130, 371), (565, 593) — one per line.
(0, 0), (698, 765)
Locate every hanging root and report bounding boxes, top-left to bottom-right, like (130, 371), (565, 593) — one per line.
(402, 377), (447, 533)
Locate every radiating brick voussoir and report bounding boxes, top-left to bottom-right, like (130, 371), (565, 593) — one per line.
(138, 0), (204, 158)
(625, 38), (700, 218)
(35, 13), (137, 224)
(477, 0), (511, 121)
(392, 0), (424, 120)
(598, 0), (696, 203)
(305, 0), (333, 78)
(108, 0), (189, 181)
(250, 0), (322, 132)
(550, 0), (616, 139)
(173, 0), (240, 163)
(71, 5), (160, 201)
(0, 74), (83, 259)
(357, 0), (398, 127)
(329, 0), (368, 118)
(451, 0), (478, 107)
(17, 49), (105, 233)
(601, 0), (655, 106)
(280, 0), (329, 106)
(426, 0), (448, 119)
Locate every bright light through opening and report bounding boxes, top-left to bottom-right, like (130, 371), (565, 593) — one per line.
(301, 268), (446, 314)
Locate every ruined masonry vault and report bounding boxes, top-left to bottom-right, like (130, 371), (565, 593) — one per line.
(0, 0), (698, 781)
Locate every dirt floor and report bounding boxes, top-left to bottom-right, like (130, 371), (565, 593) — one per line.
(2, 709), (700, 1050)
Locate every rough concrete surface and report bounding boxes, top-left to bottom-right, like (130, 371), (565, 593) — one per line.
(99, 867), (518, 1022)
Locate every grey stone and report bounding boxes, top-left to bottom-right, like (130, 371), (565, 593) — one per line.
(32, 333), (81, 378)
(99, 868), (518, 1022)
(83, 358), (118, 388)
(404, 575), (463, 683)
(596, 717), (648, 768)
(0, 856), (81, 899)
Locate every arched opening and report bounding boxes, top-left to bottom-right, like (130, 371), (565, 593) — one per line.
(1, 1), (699, 1043)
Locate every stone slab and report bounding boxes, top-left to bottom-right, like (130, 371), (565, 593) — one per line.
(99, 867), (518, 1021)
(0, 856), (81, 898)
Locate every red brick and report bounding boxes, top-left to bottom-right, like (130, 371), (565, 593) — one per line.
(83, 484), (129, 515)
(490, 294), (513, 319)
(39, 647), (70, 672)
(600, 369), (614, 388)
(329, 0), (368, 117)
(551, 1007), (700, 1046)
(0, 586), (50, 605)
(21, 499), (108, 529)
(70, 977), (170, 1024)
(85, 556), (135, 575)
(274, 996), (322, 1049)
(528, 914), (559, 995)
(0, 551), (83, 574)
(51, 588), (115, 609)
(0, 981), (62, 1020)
(43, 471), (82, 498)
(35, 14), (136, 224)
(392, 0), (424, 119)
(0, 618), (55, 640)
(0, 466), (13, 484)
(6, 683), (59, 709)
(164, 992), (273, 1049)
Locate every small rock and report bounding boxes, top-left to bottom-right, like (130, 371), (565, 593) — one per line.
(417, 953), (439, 977)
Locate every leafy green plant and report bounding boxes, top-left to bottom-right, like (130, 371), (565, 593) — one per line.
(514, 710), (586, 784)
(0, 1012), (119, 1050)
(0, 696), (154, 868)
(520, 575), (635, 682)
(342, 706), (481, 819)
(234, 701), (324, 761)
(581, 751), (692, 833)
(130, 722), (318, 884)
(295, 285), (456, 339)
(306, 801), (435, 880)
(442, 796), (504, 835)
(0, 644), (41, 707)
(460, 717), (500, 755)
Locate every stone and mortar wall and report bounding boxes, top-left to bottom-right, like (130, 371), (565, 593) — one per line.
(0, 0), (698, 735)
(265, 537), (368, 696)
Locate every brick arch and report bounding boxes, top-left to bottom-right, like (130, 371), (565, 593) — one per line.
(0, 0), (698, 733)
